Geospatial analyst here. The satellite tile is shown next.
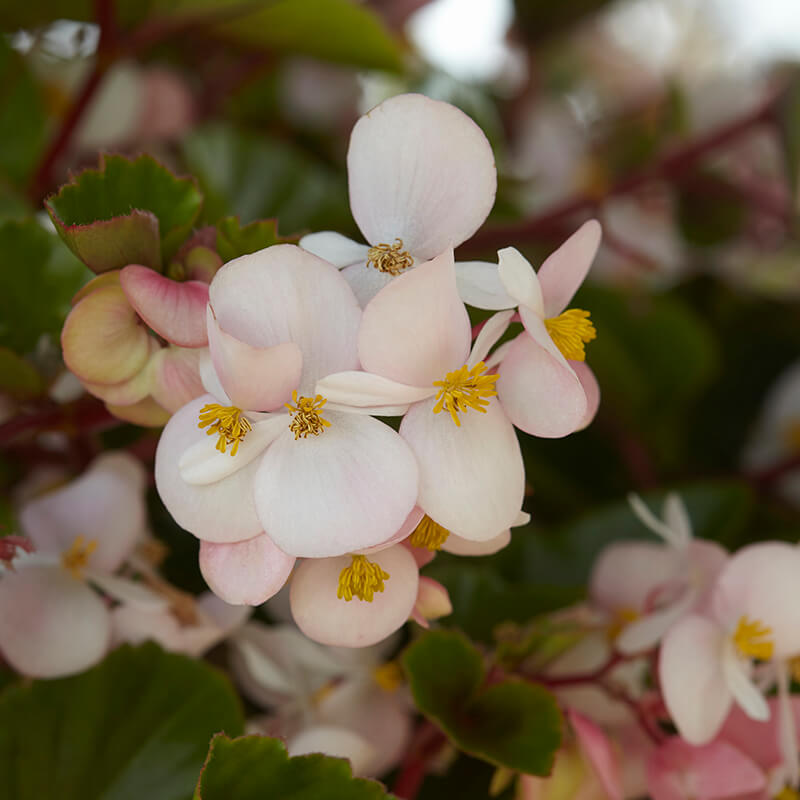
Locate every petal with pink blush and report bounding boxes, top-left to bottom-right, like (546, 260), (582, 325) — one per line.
(455, 260), (516, 310)
(468, 310), (515, 367)
(0, 565), (110, 678)
(615, 590), (697, 655)
(497, 247), (545, 316)
(359, 506), (426, 556)
(568, 710), (622, 800)
(496, 333), (588, 438)
(442, 528), (511, 556)
(155, 396), (264, 543)
(288, 725), (376, 776)
(340, 261), (395, 308)
(400, 396), (524, 541)
(570, 360), (600, 430)
(199, 534), (295, 606)
(120, 265), (209, 346)
(209, 244), (360, 393)
(290, 545), (419, 647)
(299, 231), (369, 268)
(149, 346), (205, 413)
(537, 220), (602, 318)
(660, 615), (732, 745)
(315, 370), (433, 408)
(62, 285), (153, 384)
(413, 577), (452, 625)
(254, 412), (418, 557)
(87, 571), (167, 609)
(207, 306), (302, 411)
(359, 250), (470, 387)
(348, 93), (496, 260)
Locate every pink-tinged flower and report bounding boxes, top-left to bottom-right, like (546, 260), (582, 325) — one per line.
(299, 93), (507, 309)
(317, 249), (524, 542)
(411, 577), (453, 629)
(494, 221), (602, 438)
(590, 493), (727, 654)
(232, 623), (412, 777)
(155, 244), (419, 559)
(660, 542), (800, 750)
(0, 453), (164, 677)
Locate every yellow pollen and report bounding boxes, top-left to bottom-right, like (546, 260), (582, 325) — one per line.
(733, 615), (774, 661)
(432, 361), (499, 427)
(607, 607), (640, 642)
(409, 515), (450, 551)
(373, 661), (404, 692)
(775, 788), (800, 800)
(198, 404), (252, 456)
(337, 555), (390, 602)
(311, 681), (336, 707)
(544, 308), (596, 362)
(61, 535), (98, 579)
(285, 390), (331, 440)
(366, 238), (414, 275)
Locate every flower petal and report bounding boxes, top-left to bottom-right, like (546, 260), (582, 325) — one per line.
(254, 413), (418, 557)
(207, 305), (302, 411)
(399, 395), (524, 541)
(86, 570), (167, 609)
(359, 250), (471, 386)
(722, 638), (770, 722)
(413, 577), (452, 624)
(468, 310), (515, 368)
(0, 565), (110, 678)
(288, 725), (377, 777)
(442, 528), (511, 556)
(497, 247), (545, 316)
(290, 545), (419, 647)
(455, 260), (517, 310)
(571, 360), (600, 430)
(299, 231), (369, 268)
(316, 370), (433, 408)
(154, 396), (264, 542)
(348, 93), (496, 259)
(119, 265), (209, 346)
(568, 710), (623, 800)
(340, 261), (396, 308)
(615, 590), (697, 655)
(199, 534), (295, 606)
(537, 220), (602, 318)
(148, 345), (205, 413)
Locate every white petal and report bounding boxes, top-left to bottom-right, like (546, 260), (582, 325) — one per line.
(316, 370), (434, 408)
(340, 261), (396, 308)
(348, 93), (496, 259)
(86, 570), (167, 610)
(288, 725), (376, 777)
(455, 260), (516, 310)
(627, 493), (680, 546)
(722, 638), (771, 722)
(497, 247), (545, 316)
(663, 493), (692, 551)
(615, 590), (697, 654)
(468, 310), (515, 367)
(776, 659), (799, 787)
(299, 231), (369, 267)
(442, 528), (511, 556)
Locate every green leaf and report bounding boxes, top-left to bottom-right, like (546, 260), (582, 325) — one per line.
(215, 216), (294, 262)
(0, 219), (90, 353)
(403, 631), (562, 776)
(0, 347), (43, 398)
(46, 154), (203, 272)
(0, 643), (244, 800)
(194, 734), (392, 800)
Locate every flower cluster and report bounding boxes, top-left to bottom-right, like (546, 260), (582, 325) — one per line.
(153, 93), (602, 648)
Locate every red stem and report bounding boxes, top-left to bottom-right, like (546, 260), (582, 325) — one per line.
(392, 720), (447, 799)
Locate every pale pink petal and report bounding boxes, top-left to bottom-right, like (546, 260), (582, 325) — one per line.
(718, 697), (787, 770)
(112, 604), (185, 649)
(208, 244), (360, 393)
(399, 395), (524, 541)
(568, 710), (623, 800)
(149, 346), (205, 413)
(0, 565), (110, 678)
(663, 493), (693, 551)
(359, 506), (426, 556)
(120, 265), (209, 346)
(288, 725), (376, 776)
(497, 247), (545, 316)
(199, 534), (295, 606)
(660, 615), (732, 745)
(358, 250), (471, 386)
(348, 93), (496, 259)
(468, 310), (515, 367)
(496, 333), (588, 438)
(254, 412), (418, 557)
(340, 261), (395, 308)
(199, 351), (230, 402)
(206, 305), (302, 411)
(290, 544), (419, 647)
(519, 306), (571, 367)
(721, 638), (770, 722)
(413, 577), (452, 624)
(628, 494), (679, 545)
(454, 260), (516, 310)
(537, 220), (602, 317)
(616, 590), (697, 654)
(86, 571), (167, 609)
(299, 231), (369, 267)
(154, 396), (264, 543)
(315, 370), (433, 408)
(442, 528), (511, 556)
(777, 659), (799, 787)
(195, 591), (252, 633)
(571, 360), (600, 430)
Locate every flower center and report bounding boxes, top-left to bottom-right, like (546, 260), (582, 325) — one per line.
(61, 535), (98, 579)
(409, 515), (450, 551)
(285, 391), (331, 440)
(432, 361), (498, 427)
(775, 788), (800, 800)
(733, 615), (774, 660)
(544, 308), (596, 362)
(198, 404), (252, 456)
(607, 607), (640, 642)
(337, 555), (390, 602)
(373, 661), (404, 692)
(366, 238), (414, 275)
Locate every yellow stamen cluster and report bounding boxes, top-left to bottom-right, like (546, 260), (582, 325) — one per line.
(373, 661), (404, 692)
(733, 615), (774, 661)
(607, 607), (640, 642)
(775, 787), (800, 800)
(285, 391), (331, 439)
(61, 535), (98, 579)
(544, 308), (596, 362)
(198, 404), (252, 456)
(337, 555), (390, 602)
(366, 238), (414, 275)
(409, 515), (450, 551)
(432, 361), (498, 427)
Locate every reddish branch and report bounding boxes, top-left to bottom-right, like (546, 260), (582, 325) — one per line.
(392, 720), (447, 799)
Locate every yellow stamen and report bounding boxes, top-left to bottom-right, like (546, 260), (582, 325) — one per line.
(409, 515), (450, 551)
(366, 238), (413, 275)
(373, 661), (404, 692)
(783, 420), (800, 452)
(607, 607), (640, 642)
(775, 787), (800, 800)
(197, 403), (252, 456)
(61, 535), (98, 579)
(544, 308), (596, 362)
(733, 615), (774, 661)
(432, 361), (499, 427)
(311, 681), (336, 707)
(337, 555), (390, 602)
(285, 390), (331, 440)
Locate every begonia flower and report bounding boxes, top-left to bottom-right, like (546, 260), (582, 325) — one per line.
(494, 220), (602, 437)
(0, 453), (163, 677)
(299, 93), (511, 309)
